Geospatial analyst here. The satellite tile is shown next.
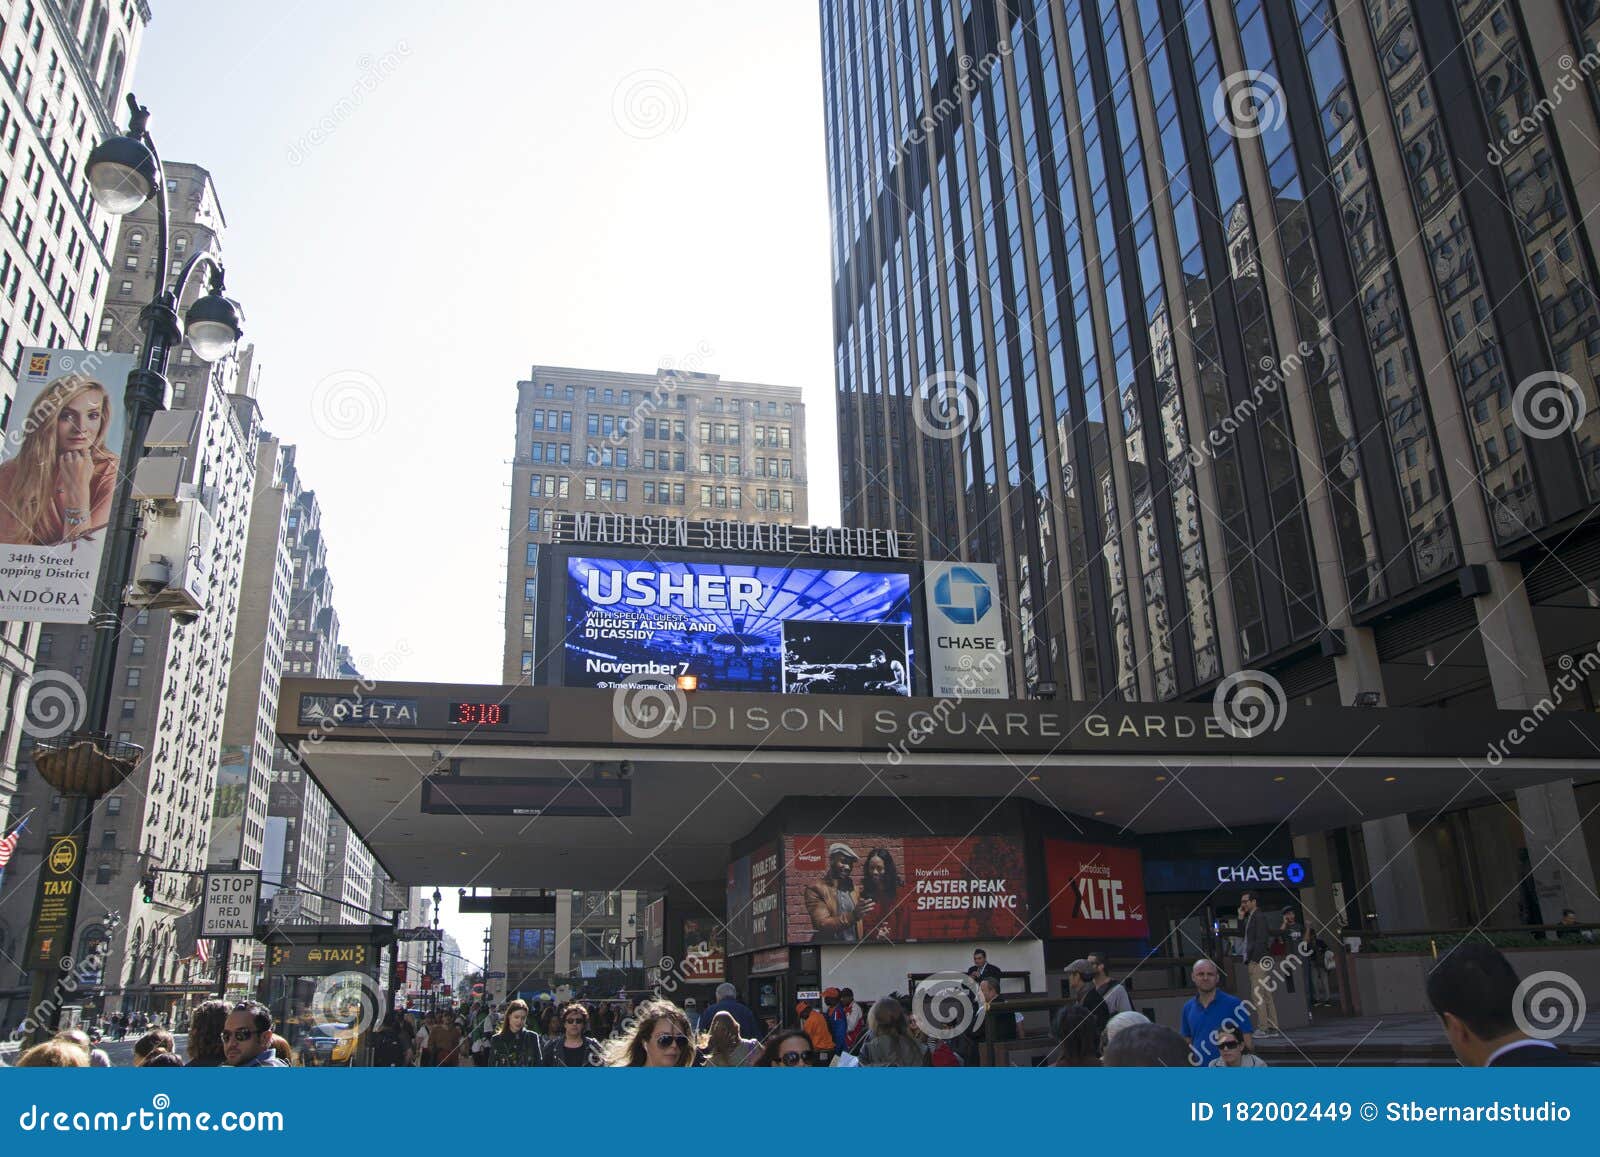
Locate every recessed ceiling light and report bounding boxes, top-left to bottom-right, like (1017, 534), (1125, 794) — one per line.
(1027, 775), (1041, 782)
(1273, 775), (1286, 783)
(1154, 775), (1167, 782)
(1093, 810), (1105, 817)
(1383, 775), (1398, 783)
(749, 772), (762, 780)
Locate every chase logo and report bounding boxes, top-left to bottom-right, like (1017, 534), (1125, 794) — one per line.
(933, 565), (992, 625)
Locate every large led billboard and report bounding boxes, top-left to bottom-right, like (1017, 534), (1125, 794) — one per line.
(561, 554), (915, 694)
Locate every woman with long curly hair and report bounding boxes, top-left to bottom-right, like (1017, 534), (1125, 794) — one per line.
(0, 375), (119, 546)
(598, 999), (696, 1067)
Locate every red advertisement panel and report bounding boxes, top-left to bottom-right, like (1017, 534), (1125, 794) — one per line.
(783, 835), (1027, 944)
(1045, 840), (1149, 939)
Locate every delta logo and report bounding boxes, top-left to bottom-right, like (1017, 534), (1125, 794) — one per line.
(933, 565), (992, 626)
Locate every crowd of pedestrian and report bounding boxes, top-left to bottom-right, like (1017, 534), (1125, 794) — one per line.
(5, 939), (1584, 1069)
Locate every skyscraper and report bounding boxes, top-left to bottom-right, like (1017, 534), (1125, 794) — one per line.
(821, 1), (1600, 923)
(504, 364), (809, 684)
(0, 0), (148, 841)
(0, 159), (262, 1022)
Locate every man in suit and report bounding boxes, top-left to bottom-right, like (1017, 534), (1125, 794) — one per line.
(1238, 891), (1279, 1036)
(966, 948), (1002, 984)
(1425, 942), (1591, 1066)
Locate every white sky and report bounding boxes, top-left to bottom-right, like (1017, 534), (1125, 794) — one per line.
(137, 0), (839, 684)
(136, 1), (840, 950)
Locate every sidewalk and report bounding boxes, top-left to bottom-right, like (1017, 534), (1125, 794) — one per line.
(1253, 1013), (1600, 1066)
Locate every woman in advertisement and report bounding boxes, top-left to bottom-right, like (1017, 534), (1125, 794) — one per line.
(0, 374), (119, 546)
(859, 847), (910, 943)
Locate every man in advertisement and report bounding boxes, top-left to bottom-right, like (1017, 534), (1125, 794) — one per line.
(803, 842), (867, 942)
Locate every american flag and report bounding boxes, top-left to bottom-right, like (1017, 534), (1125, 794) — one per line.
(0, 816), (27, 870)
(196, 939), (212, 964)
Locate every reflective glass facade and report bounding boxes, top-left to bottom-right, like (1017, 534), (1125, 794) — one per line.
(823, 0), (1600, 701)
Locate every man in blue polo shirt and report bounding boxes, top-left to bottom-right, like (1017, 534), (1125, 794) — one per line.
(1180, 958), (1253, 1066)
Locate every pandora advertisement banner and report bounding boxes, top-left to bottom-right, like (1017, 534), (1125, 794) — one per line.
(0, 348), (134, 622)
(923, 561), (1009, 698)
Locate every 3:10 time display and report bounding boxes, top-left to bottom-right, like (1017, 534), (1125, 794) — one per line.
(449, 702), (510, 727)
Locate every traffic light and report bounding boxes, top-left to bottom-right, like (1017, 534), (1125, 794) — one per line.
(140, 871), (156, 904)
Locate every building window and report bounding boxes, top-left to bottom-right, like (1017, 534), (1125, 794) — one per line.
(119, 698), (135, 718)
(523, 614), (534, 641)
(130, 637), (144, 656)
(526, 543), (538, 566)
(125, 667), (141, 688)
(39, 632), (53, 655)
(524, 578), (536, 602)
(96, 864), (113, 886)
(107, 796), (123, 815)
(521, 651), (533, 676)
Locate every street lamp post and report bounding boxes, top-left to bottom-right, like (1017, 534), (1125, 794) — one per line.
(19, 94), (244, 1045)
(431, 887), (442, 1012)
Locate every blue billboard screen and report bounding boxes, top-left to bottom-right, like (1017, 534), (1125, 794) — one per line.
(563, 555), (915, 694)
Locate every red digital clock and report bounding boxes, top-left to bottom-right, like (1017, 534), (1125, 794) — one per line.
(449, 702), (509, 727)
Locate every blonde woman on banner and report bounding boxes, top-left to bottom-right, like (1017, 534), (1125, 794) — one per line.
(0, 374), (120, 546)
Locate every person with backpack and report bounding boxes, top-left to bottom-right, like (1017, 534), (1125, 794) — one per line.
(370, 1014), (412, 1067)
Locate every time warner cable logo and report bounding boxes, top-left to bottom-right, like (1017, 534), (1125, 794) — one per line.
(933, 565), (993, 625)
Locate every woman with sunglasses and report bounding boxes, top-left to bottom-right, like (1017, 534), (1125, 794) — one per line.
(549, 1001), (601, 1067)
(488, 999), (546, 1067)
(1209, 1027), (1267, 1067)
(754, 1029), (816, 1068)
(599, 998), (697, 1067)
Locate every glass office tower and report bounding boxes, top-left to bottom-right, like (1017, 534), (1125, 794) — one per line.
(822, 0), (1600, 708)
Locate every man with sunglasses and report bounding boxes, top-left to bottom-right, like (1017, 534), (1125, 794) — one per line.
(222, 1001), (287, 1067)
